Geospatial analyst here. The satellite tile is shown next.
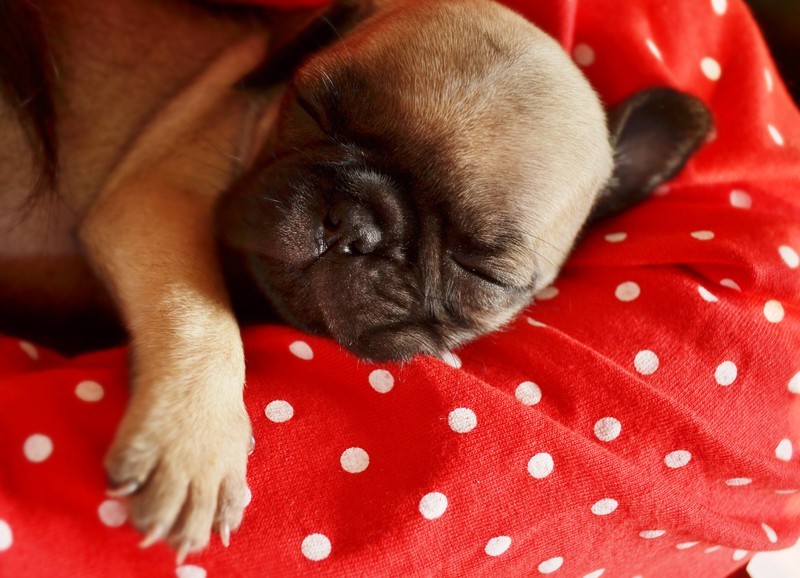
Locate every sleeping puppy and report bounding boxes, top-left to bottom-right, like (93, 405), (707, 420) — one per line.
(0, 0), (710, 562)
(217, 1), (712, 361)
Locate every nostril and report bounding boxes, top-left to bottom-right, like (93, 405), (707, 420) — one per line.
(323, 214), (338, 232)
(325, 201), (383, 256)
(320, 207), (343, 255)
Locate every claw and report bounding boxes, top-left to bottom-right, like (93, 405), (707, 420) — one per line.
(176, 542), (191, 565)
(106, 480), (139, 498)
(248, 435), (255, 456)
(220, 524), (231, 548)
(139, 524), (165, 549)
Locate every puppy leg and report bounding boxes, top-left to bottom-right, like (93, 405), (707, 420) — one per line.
(81, 181), (250, 558)
(76, 35), (272, 559)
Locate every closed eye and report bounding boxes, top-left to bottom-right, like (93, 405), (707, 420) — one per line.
(450, 252), (510, 289)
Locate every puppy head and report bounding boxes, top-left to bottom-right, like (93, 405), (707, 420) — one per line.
(217, 0), (711, 360)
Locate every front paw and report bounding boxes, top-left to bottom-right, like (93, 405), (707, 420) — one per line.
(105, 390), (252, 561)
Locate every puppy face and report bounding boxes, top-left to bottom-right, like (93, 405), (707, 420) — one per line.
(217, 0), (707, 361)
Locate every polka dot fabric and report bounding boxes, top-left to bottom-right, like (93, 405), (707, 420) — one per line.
(1, 0), (800, 576)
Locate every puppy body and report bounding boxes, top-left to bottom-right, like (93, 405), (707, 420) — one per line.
(0, 0), (710, 560)
(1, 0), (279, 556)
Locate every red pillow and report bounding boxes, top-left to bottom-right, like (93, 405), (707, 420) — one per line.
(1, 1), (798, 577)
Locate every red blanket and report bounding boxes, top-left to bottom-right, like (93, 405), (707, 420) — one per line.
(2, 0), (799, 576)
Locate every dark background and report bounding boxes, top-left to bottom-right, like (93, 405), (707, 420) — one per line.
(746, 0), (800, 105)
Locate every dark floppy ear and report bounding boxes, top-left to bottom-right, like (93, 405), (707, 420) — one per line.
(589, 88), (712, 222)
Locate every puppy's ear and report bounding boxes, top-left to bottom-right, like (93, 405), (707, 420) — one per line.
(589, 88), (712, 222)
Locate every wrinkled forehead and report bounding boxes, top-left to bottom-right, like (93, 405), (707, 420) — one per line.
(294, 0), (544, 130)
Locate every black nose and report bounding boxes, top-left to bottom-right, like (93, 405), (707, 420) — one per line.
(324, 201), (383, 255)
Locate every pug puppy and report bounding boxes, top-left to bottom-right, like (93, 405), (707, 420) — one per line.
(216, 1), (712, 361)
(0, 0), (710, 562)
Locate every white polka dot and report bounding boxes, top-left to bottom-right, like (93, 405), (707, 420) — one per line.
(591, 498), (618, 516)
(779, 246), (799, 269)
(705, 545), (722, 553)
(711, 0), (727, 15)
(368, 369), (394, 393)
(698, 286), (719, 302)
(604, 232), (628, 243)
(701, 57), (722, 81)
(720, 278), (742, 291)
(725, 478), (752, 486)
(640, 530), (666, 539)
(176, 566), (207, 578)
(98, 499), (127, 527)
(289, 340), (313, 360)
(441, 351), (462, 369)
(789, 372), (800, 394)
(775, 489), (798, 494)
(265, 400), (294, 423)
(768, 124), (784, 146)
(538, 557), (564, 574)
(764, 300), (785, 323)
(419, 492), (448, 520)
(75, 380), (104, 402)
(584, 570), (605, 578)
(615, 282), (641, 302)
(665, 450), (692, 468)
(484, 536), (512, 557)
(594, 417), (622, 442)
(340, 447), (369, 474)
(515, 381), (542, 406)
(634, 350), (659, 375)
(645, 38), (662, 62)
(536, 286), (559, 300)
(0, 520), (12, 551)
(23, 434), (52, 462)
(527, 317), (547, 327)
(775, 439), (793, 461)
(573, 43), (595, 66)
(765, 68), (774, 93)
(730, 189), (752, 209)
(448, 408), (477, 433)
(301, 533), (331, 561)
(19, 341), (38, 360)
(762, 523), (778, 543)
(527, 453), (554, 479)
(715, 361), (738, 386)
(733, 549), (749, 561)
(691, 230), (715, 240)
(676, 541), (699, 550)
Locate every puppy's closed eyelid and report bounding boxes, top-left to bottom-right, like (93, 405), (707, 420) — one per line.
(450, 252), (511, 289)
